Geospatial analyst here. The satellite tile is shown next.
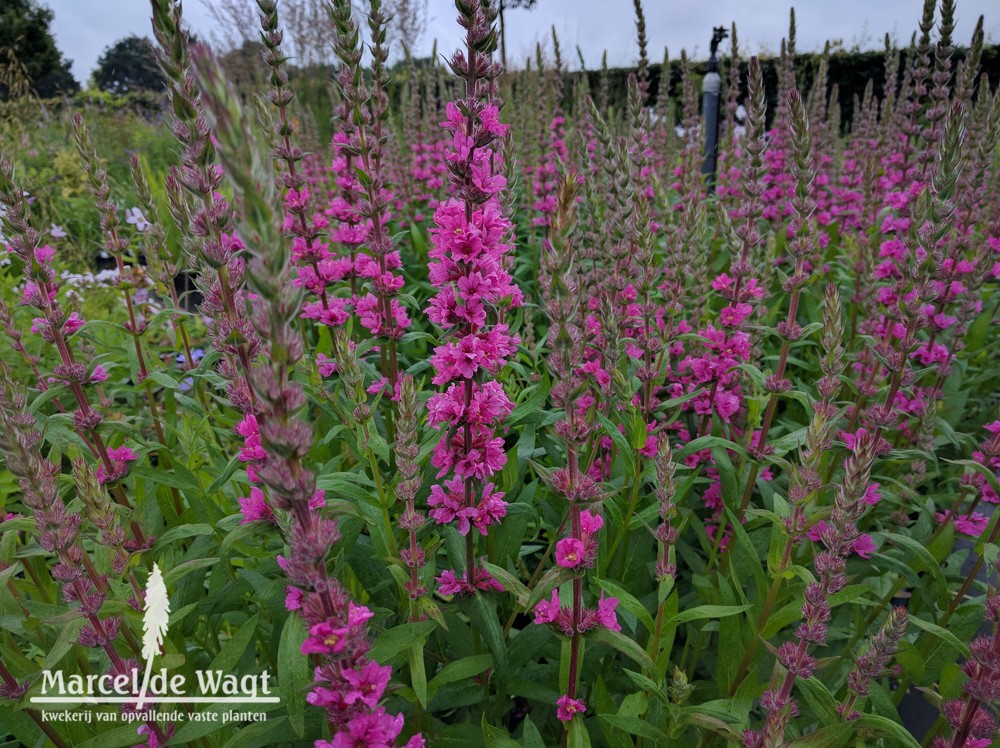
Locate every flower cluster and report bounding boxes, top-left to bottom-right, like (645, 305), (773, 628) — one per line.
(424, 0), (521, 595)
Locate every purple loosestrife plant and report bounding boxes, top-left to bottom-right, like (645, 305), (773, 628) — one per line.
(934, 559), (1000, 748)
(744, 429), (880, 747)
(193, 43), (423, 748)
(424, 0), (522, 595)
(151, 0), (260, 418)
(534, 170), (620, 732)
(0, 159), (150, 550)
(5, 2), (1000, 746)
(256, 0), (353, 355)
(330, 0), (411, 397)
(0, 368), (168, 745)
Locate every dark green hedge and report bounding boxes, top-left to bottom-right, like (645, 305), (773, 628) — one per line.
(574, 45), (1000, 128)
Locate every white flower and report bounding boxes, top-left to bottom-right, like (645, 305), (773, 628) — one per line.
(125, 207), (151, 233)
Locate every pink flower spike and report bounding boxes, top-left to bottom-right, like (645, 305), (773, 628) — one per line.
(316, 353), (338, 377)
(96, 445), (138, 484)
(953, 512), (990, 537)
(301, 621), (349, 655)
(330, 707), (405, 748)
(806, 521), (828, 543)
(347, 602), (374, 628)
(62, 312), (85, 336)
(436, 569), (468, 596)
(864, 483), (881, 505)
(479, 104), (510, 136)
(308, 490), (325, 510)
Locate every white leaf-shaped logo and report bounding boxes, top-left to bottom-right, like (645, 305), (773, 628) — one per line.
(137, 563), (170, 708)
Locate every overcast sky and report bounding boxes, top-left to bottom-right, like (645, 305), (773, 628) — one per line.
(47, 0), (999, 85)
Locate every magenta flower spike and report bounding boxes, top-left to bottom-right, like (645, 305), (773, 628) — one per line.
(424, 0), (522, 594)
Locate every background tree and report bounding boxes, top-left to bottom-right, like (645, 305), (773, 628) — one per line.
(0, 0), (78, 100)
(92, 35), (165, 94)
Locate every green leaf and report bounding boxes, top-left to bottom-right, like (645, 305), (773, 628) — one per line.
(909, 616), (970, 658)
(587, 626), (655, 672)
(368, 620), (437, 663)
(593, 676), (634, 748)
(509, 376), (550, 426)
(672, 604), (750, 624)
(527, 566), (574, 610)
(796, 676), (840, 720)
(209, 614), (259, 673)
(278, 614), (309, 738)
(482, 715), (520, 747)
(596, 411), (635, 473)
(598, 714), (668, 742)
(521, 717), (546, 748)
(594, 578), (655, 634)
(163, 557), (219, 585)
(881, 532), (947, 593)
(409, 642), (428, 707)
(156, 522), (215, 546)
(568, 716), (593, 748)
(853, 714), (922, 748)
(482, 562), (529, 607)
(683, 708), (743, 742)
(220, 716), (290, 748)
(784, 725), (852, 747)
(622, 669), (670, 706)
(466, 592), (508, 694)
(427, 654), (493, 701)
(147, 370), (180, 389)
(76, 724), (156, 748)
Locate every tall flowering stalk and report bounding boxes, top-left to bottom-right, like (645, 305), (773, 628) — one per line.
(738, 88), (819, 517)
(72, 113), (185, 516)
(534, 170), (620, 732)
(331, 0), (410, 396)
(194, 44), (422, 748)
(744, 430), (880, 747)
(840, 606), (908, 720)
(728, 284), (849, 696)
(394, 374), (427, 612)
(0, 159), (148, 549)
(934, 559), (1000, 748)
(0, 368), (167, 745)
(528, 27), (567, 228)
(424, 0), (522, 594)
(151, 0), (260, 417)
(127, 153), (198, 381)
(256, 0), (344, 338)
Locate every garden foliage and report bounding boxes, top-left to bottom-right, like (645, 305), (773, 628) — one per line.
(1, 0), (1000, 746)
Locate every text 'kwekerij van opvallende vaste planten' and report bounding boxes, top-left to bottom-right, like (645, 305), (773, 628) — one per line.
(1, 0), (1000, 745)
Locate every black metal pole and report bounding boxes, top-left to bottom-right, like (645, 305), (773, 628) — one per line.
(702, 26), (728, 193)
